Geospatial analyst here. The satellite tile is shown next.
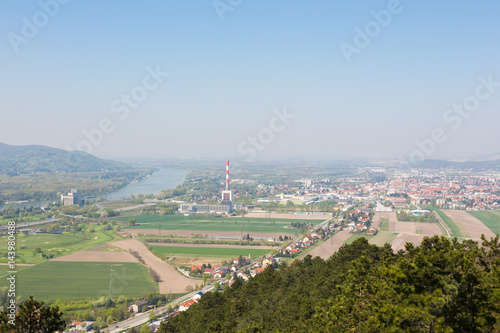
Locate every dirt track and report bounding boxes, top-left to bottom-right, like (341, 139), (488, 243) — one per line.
(52, 251), (137, 262)
(443, 210), (496, 241)
(110, 238), (195, 294)
(307, 230), (351, 260)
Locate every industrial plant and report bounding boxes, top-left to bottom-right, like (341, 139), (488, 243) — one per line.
(179, 160), (233, 214)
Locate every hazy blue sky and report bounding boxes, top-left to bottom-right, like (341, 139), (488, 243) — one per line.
(1, 1), (499, 163)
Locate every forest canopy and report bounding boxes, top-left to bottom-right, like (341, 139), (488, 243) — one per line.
(159, 235), (500, 333)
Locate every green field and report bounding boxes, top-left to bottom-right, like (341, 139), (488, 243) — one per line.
(345, 231), (398, 247)
(0, 215), (48, 225)
(344, 234), (368, 245)
(369, 232), (398, 246)
(0, 261), (157, 301)
(380, 218), (389, 232)
(490, 211), (500, 219)
(0, 265), (30, 279)
(0, 230), (123, 264)
(468, 211), (500, 235)
(427, 207), (464, 238)
(117, 214), (321, 234)
(150, 245), (269, 258)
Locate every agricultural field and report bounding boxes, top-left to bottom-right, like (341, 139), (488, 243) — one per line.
(0, 261), (157, 301)
(306, 230), (351, 260)
(443, 210), (494, 240)
(0, 229), (123, 264)
(111, 238), (195, 293)
(428, 207), (465, 238)
(379, 218), (389, 232)
(467, 211), (500, 235)
(391, 234), (427, 252)
(344, 234), (367, 245)
(344, 232), (398, 247)
(368, 232), (398, 247)
(0, 264), (30, 279)
(117, 214), (321, 235)
(0, 214), (49, 225)
(150, 245), (270, 259)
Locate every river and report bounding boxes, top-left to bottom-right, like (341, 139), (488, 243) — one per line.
(0, 168), (188, 210)
(105, 168), (188, 200)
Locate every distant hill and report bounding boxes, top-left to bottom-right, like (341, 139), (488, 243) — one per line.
(0, 142), (130, 174)
(420, 158), (500, 170)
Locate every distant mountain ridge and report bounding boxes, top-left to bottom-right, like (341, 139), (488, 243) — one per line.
(0, 142), (130, 174)
(420, 158), (500, 170)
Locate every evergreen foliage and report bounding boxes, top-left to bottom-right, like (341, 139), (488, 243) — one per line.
(159, 236), (500, 332)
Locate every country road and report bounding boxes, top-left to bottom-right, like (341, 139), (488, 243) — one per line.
(105, 284), (216, 333)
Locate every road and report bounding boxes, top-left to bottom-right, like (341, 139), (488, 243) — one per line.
(114, 203), (156, 212)
(0, 219), (59, 230)
(105, 284), (215, 333)
(106, 215), (332, 331)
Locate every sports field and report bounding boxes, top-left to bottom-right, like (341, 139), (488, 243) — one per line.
(117, 214), (320, 234)
(467, 211), (500, 235)
(0, 261), (157, 301)
(150, 245), (269, 258)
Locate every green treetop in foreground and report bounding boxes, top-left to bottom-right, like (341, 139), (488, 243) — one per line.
(0, 296), (65, 333)
(159, 235), (500, 333)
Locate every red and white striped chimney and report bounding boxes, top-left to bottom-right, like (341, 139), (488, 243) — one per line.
(226, 160), (229, 191)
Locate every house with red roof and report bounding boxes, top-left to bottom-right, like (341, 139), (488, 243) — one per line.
(179, 299), (197, 312)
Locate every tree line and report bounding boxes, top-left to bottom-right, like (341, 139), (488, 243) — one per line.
(159, 235), (500, 332)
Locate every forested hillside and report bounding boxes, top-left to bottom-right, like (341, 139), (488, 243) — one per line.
(0, 142), (129, 174)
(160, 236), (500, 332)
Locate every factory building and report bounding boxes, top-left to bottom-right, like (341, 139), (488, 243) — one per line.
(61, 189), (81, 206)
(180, 160), (233, 214)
